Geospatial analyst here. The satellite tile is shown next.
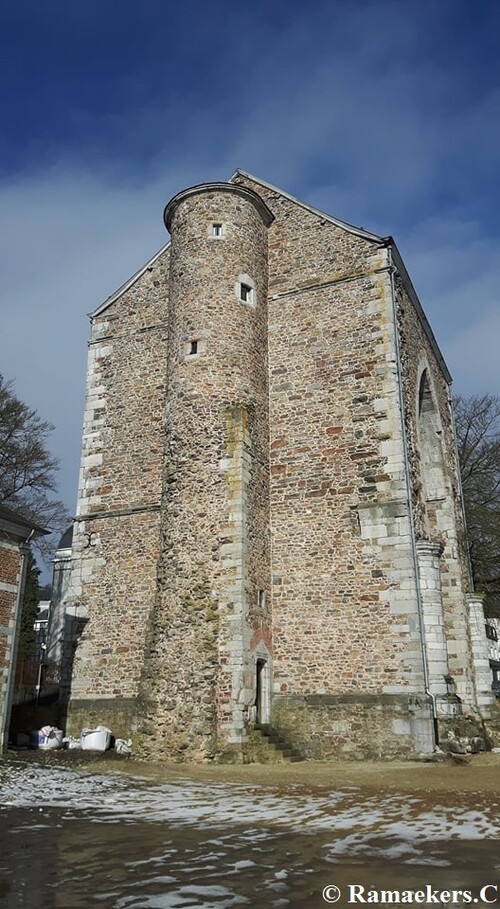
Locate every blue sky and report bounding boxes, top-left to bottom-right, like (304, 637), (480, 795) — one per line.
(0, 0), (499, 551)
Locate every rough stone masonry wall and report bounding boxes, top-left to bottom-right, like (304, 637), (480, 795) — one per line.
(137, 187), (272, 761)
(271, 694), (418, 760)
(67, 249), (170, 738)
(395, 275), (477, 710)
(68, 173), (481, 759)
(234, 175), (430, 757)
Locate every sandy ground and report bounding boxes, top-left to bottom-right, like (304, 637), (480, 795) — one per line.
(4, 748), (500, 794)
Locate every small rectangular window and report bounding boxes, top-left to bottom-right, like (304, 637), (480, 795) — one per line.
(486, 623), (498, 642)
(257, 589), (265, 609)
(212, 223), (223, 237)
(189, 340), (198, 355)
(240, 283), (253, 303)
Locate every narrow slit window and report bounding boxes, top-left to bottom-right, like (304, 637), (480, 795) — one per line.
(257, 589), (266, 609)
(189, 340), (198, 355)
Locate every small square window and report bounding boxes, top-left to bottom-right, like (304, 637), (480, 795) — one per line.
(235, 275), (257, 306)
(240, 283), (253, 303)
(212, 223), (223, 237)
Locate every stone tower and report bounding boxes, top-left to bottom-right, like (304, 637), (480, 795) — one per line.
(138, 184), (274, 759)
(65, 172), (497, 760)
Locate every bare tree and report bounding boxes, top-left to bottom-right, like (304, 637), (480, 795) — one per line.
(0, 373), (69, 556)
(454, 394), (500, 617)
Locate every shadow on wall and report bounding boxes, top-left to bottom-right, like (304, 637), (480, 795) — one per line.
(8, 614), (87, 746)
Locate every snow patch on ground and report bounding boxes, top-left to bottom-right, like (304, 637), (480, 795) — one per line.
(1, 761), (498, 846)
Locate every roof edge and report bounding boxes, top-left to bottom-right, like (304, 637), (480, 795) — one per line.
(389, 242), (452, 385)
(87, 174), (451, 390)
(229, 169), (386, 243)
(89, 242), (171, 320)
(0, 504), (50, 538)
(230, 171), (451, 384)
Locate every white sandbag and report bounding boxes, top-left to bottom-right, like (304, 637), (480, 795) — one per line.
(37, 726), (64, 750)
(115, 738), (132, 755)
(81, 726), (112, 752)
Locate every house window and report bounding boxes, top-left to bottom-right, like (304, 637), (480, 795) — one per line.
(212, 223), (223, 237)
(486, 624), (498, 642)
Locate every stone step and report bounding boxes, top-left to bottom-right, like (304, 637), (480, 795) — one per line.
(244, 724), (297, 764)
(253, 723), (304, 763)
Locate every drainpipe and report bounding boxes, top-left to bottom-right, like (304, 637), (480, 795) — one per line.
(447, 386), (475, 589)
(387, 247), (439, 747)
(1, 531), (34, 752)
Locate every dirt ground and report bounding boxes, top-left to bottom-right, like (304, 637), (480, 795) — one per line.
(5, 748), (500, 794)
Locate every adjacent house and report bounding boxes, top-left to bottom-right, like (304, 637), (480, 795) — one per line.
(45, 524), (84, 703)
(0, 504), (48, 750)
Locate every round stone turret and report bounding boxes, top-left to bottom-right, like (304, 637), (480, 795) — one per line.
(138, 182), (274, 761)
(164, 182), (273, 406)
(163, 181), (274, 232)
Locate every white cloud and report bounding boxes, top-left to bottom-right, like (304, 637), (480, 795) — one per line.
(396, 216), (500, 392)
(444, 305), (500, 394)
(0, 166), (183, 515)
(2, 158), (497, 542)
(1, 0), (498, 559)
